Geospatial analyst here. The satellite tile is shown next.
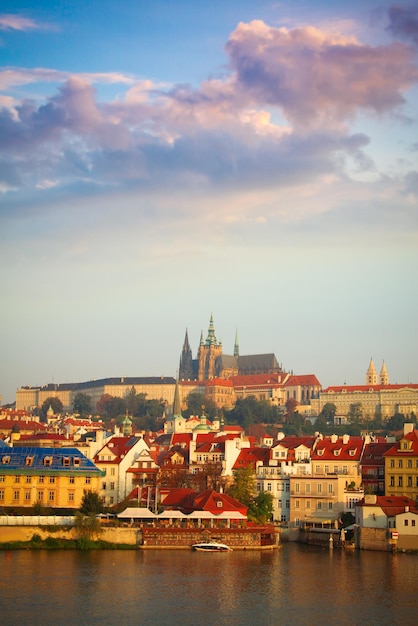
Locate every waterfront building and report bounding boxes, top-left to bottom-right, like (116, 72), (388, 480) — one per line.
(0, 446), (102, 510)
(361, 439), (394, 495)
(355, 494), (417, 529)
(94, 435), (150, 506)
(383, 425), (418, 501)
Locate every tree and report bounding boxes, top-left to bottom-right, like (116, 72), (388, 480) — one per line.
(386, 413), (406, 431)
(349, 403), (363, 423)
(74, 511), (102, 541)
(72, 392), (92, 416)
(319, 403), (337, 422)
(285, 398), (299, 418)
(184, 393), (217, 420)
(79, 490), (104, 515)
(227, 466), (256, 507)
(41, 397), (63, 418)
(248, 491), (274, 524)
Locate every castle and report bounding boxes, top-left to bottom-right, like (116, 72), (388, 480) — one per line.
(179, 314), (283, 381)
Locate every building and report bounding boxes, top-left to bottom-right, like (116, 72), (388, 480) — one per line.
(179, 315), (283, 382)
(384, 425), (418, 501)
(361, 439), (394, 495)
(312, 359), (418, 419)
(0, 446), (102, 510)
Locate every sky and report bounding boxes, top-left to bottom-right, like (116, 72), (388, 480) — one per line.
(1, 1), (418, 405)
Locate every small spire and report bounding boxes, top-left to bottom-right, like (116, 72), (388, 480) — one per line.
(234, 329), (239, 357)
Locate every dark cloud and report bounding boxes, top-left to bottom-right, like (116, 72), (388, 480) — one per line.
(387, 5), (418, 44)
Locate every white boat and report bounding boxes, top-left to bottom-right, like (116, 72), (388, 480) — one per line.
(192, 541), (232, 552)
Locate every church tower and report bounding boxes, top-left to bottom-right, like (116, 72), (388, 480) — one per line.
(197, 314), (223, 380)
(234, 329), (239, 358)
(380, 361), (389, 385)
(366, 358), (378, 385)
(179, 329), (193, 380)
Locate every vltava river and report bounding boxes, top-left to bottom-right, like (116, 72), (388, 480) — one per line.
(1, 543), (417, 625)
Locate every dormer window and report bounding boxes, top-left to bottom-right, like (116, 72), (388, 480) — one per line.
(216, 501), (223, 508)
(73, 457), (80, 467)
(317, 449), (324, 456)
(2, 456), (11, 465)
(25, 456), (34, 466)
(349, 449), (356, 457)
(334, 449), (341, 456)
(44, 456), (53, 466)
(62, 457), (71, 467)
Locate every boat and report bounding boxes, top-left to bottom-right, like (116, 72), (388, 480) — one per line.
(192, 541), (232, 552)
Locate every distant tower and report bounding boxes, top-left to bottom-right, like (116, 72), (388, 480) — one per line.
(122, 413), (132, 436)
(179, 329), (193, 380)
(380, 361), (389, 385)
(197, 314), (223, 380)
(366, 358), (378, 385)
(234, 329), (239, 358)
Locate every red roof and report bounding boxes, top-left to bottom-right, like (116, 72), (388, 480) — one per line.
(232, 447), (271, 469)
(312, 436), (364, 461)
(361, 442), (394, 466)
(384, 429), (418, 457)
(285, 375), (321, 386)
(323, 384), (418, 393)
(359, 496), (418, 516)
(231, 373), (286, 387)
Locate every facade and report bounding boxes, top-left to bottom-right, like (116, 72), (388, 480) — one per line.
(0, 446), (102, 509)
(361, 439), (393, 495)
(384, 426), (418, 501)
(312, 360), (418, 418)
(94, 435), (150, 506)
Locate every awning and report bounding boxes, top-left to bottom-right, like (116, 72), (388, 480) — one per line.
(118, 507), (157, 519)
(157, 510), (188, 519)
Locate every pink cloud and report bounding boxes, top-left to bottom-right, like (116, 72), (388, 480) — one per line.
(0, 13), (56, 32)
(225, 20), (418, 127)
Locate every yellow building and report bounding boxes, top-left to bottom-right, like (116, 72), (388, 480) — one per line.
(0, 446), (102, 510)
(384, 426), (418, 501)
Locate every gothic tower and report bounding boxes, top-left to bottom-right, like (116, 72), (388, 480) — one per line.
(179, 329), (194, 380)
(380, 361), (389, 385)
(366, 358), (378, 385)
(197, 314), (223, 380)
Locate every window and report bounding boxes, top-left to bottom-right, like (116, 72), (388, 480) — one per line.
(14, 476), (21, 483)
(317, 484), (322, 494)
(412, 520), (416, 527)
(407, 460), (412, 468)
(68, 492), (75, 502)
(110, 482), (115, 491)
(328, 483), (333, 494)
(44, 457), (53, 467)
(0, 475), (4, 483)
(111, 468), (116, 476)
(69, 476), (75, 484)
(295, 483), (300, 493)
(404, 519), (409, 526)
(13, 490), (20, 501)
(317, 502), (322, 510)
(277, 483), (284, 491)
(25, 456), (34, 466)
(328, 502), (333, 510)
(102, 482), (107, 490)
(295, 500), (300, 509)
(398, 460), (403, 468)
(25, 490), (31, 501)
(286, 501), (290, 509)
(398, 476), (403, 487)
(324, 465), (329, 474)
(390, 460), (395, 468)
(390, 476), (395, 486)
(85, 477), (91, 484)
(267, 483), (272, 492)
(306, 500), (311, 509)
(38, 491), (44, 501)
(408, 476), (412, 487)
(0, 489), (4, 501)
(38, 476), (45, 483)
(62, 457), (71, 467)
(306, 484), (310, 494)
(73, 458), (80, 467)
(26, 476), (32, 484)
(48, 491), (55, 502)
(49, 476), (55, 484)
(2, 456), (10, 465)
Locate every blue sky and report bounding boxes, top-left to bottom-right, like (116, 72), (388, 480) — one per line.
(1, 1), (417, 405)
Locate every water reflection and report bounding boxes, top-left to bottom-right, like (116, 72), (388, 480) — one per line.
(1, 545), (417, 625)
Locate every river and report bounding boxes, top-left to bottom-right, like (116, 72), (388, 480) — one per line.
(1, 544), (417, 625)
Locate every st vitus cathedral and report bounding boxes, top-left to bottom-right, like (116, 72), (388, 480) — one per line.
(179, 314), (283, 381)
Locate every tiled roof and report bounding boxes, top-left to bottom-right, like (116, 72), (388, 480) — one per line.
(359, 496), (418, 517)
(384, 429), (418, 456)
(322, 384), (418, 393)
(0, 419), (47, 432)
(312, 437), (363, 461)
(0, 446), (100, 474)
(361, 442), (394, 465)
(232, 447), (271, 469)
(285, 375), (321, 386)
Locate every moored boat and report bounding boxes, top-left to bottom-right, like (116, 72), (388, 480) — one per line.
(192, 541), (232, 552)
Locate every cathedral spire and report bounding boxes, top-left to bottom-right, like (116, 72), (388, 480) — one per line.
(234, 329), (239, 357)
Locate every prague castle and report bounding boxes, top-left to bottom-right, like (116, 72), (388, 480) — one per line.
(179, 314), (282, 381)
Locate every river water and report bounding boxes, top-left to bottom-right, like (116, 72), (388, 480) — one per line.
(1, 544), (417, 626)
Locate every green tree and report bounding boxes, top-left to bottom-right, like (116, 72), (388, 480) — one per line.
(348, 403), (363, 423)
(386, 413), (406, 431)
(79, 490), (104, 515)
(227, 466), (256, 507)
(41, 397), (63, 418)
(74, 511), (102, 540)
(72, 392), (92, 416)
(248, 491), (274, 524)
(184, 393), (217, 420)
(319, 403), (337, 422)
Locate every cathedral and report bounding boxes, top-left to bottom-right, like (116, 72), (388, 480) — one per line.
(179, 315), (283, 381)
